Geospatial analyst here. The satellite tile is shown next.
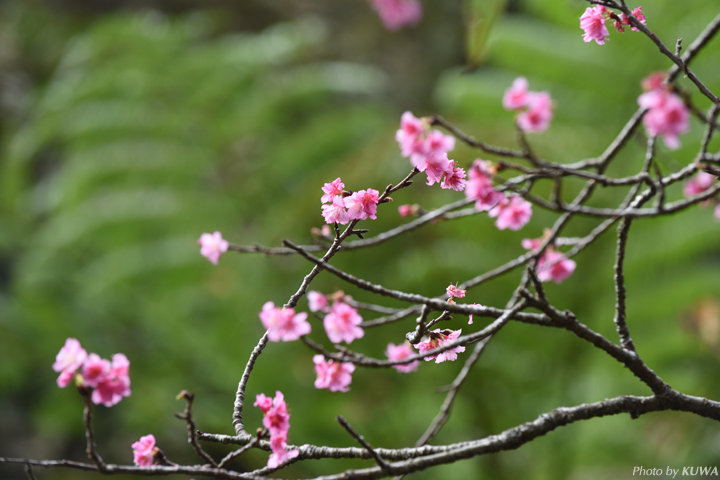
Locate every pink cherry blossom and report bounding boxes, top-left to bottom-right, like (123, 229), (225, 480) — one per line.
(398, 204), (414, 217)
(254, 393), (273, 414)
(684, 171), (716, 197)
(624, 7), (646, 31)
(642, 72), (665, 92)
(441, 161), (467, 191)
(415, 329), (466, 364)
(446, 285), (466, 299)
(321, 178), (345, 203)
(521, 237), (543, 252)
(396, 111), (425, 157)
(465, 162), (504, 212)
(308, 291), (329, 313)
(489, 196), (533, 231)
(580, 6), (609, 45)
(517, 91), (553, 133)
(262, 391), (291, 437)
(322, 196), (350, 225)
(313, 355), (355, 392)
(197, 231), (229, 265)
(369, 0), (422, 31)
(536, 250), (577, 284)
(344, 189), (380, 221)
(92, 353), (131, 407)
(81, 353), (111, 388)
(323, 302), (364, 344)
(267, 432), (300, 468)
(53, 338), (87, 387)
(423, 153), (453, 186)
(503, 77), (529, 110)
(385, 342), (419, 373)
(131, 434), (156, 467)
(638, 89), (689, 150)
(259, 302), (311, 342)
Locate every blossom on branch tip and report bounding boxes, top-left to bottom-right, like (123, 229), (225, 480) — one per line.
(415, 329), (465, 363)
(344, 189), (380, 221)
(446, 285), (466, 299)
(580, 6), (609, 44)
(197, 231), (229, 265)
(259, 302), (311, 342)
(536, 250), (577, 284)
(637, 80), (689, 150)
(308, 291), (329, 313)
(91, 353), (132, 407)
(323, 301), (364, 344)
(489, 196), (533, 231)
(369, 0), (422, 32)
(53, 338), (87, 388)
(322, 178), (345, 204)
(313, 355), (355, 392)
(503, 77), (529, 110)
(385, 342), (419, 373)
(322, 197), (350, 225)
(398, 204), (414, 217)
(81, 353), (111, 388)
(254, 393), (273, 414)
(517, 92), (553, 133)
(131, 434), (156, 467)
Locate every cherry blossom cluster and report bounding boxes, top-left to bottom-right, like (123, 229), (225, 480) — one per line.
(368, 0), (422, 31)
(580, 5), (646, 45)
(53, 338), (131, 407)
(321, 178), (380, 225)
(254, 391), (300, 468)
(309, 291), (365, 344)
(259, 302), (312, 342)
(465, 160), (533, 231)
(396, 112), (467, 191)
(502, 77), (554, 133)
(522, 231), (577, 284)
(131, 434), (157, 467)
(415, 329), (465, 364)
(197, 231), (229, 265)
(637, 72), (690, 150)
(684, 171), (720, 220)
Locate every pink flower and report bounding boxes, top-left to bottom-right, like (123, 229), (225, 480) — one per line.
(465, 161), (504, 212)
(313, 355), (355, 392)
(369, 0), (422, 31)
(323, 302), (364, 344)
(415, 329), (465, 363)
(321, 178), (345, 203)
(638, 89), (689, 150)
(398, 204), (414, 217)
(197, 231), (229, 265)
(580, 6), (609, 45)
(489, 196), (533, 231)
(92, 353), (131, 407)
(385, 342), (419, 373)
(308, 291), (329, 313)
(53, 338), (87, 388)
(626, 7), (646, 31)
(521, 237), (543, 252)
(344, 189), (380, 221)
(684, 171), (716, 197)
(396, 111), (425, 157)
(446, 285), (466, 299)
(503, 77), (529, 110)
(81, 353), (111, 388)
(322, 196), (350, 225)
(517, 92), (553, 133)
(267, 432), (300, 468)
(259, 302), (311, 342)
(536, 250), (576, 284)
(441, 161), (467, 191)
(262, 391), (291, 437)
(423, 153), (453, 186)
(131, 434), (156, 467)
(642, 72), (666, 92)
(254, 393), (273, 414)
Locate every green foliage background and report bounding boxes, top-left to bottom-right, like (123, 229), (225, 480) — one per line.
(1, 1), (720, 479)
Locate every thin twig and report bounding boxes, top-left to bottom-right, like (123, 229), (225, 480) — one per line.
(175, 390), (218, 466)
(337, 416), (391, 472)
